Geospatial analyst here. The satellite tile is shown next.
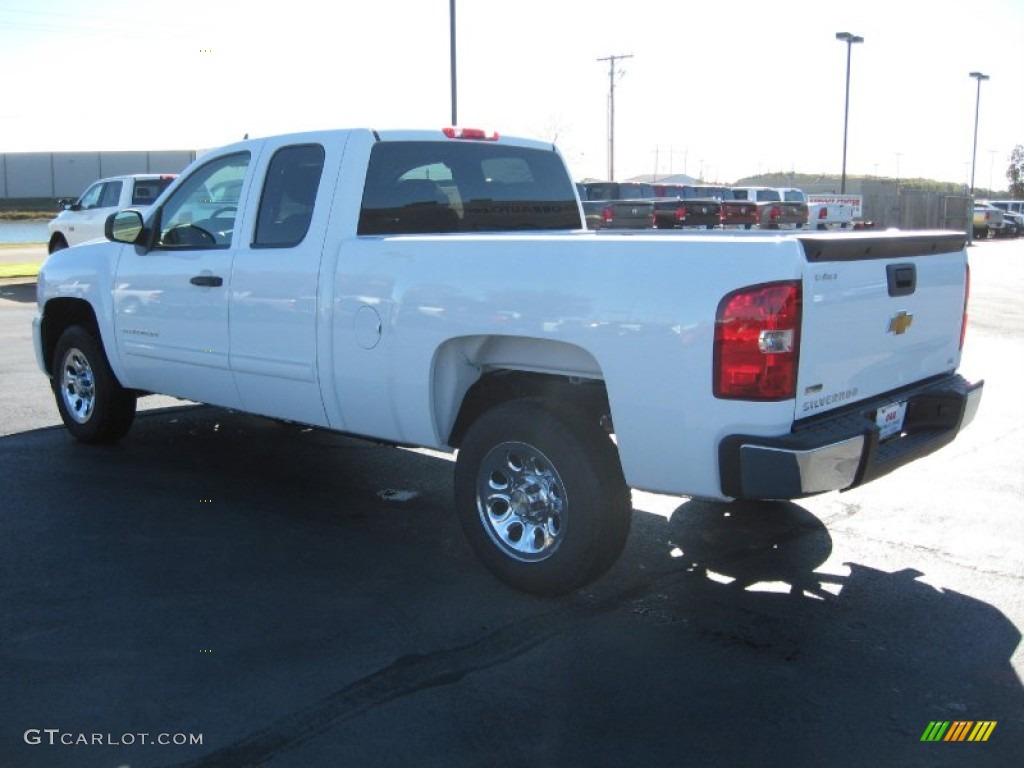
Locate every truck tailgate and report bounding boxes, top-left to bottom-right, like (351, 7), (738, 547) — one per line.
(795, 232), (968, 420)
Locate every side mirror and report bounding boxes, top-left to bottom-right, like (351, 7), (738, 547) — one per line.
(106, 210), (144, 244)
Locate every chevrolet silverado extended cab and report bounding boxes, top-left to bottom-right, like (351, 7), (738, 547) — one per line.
(34, 127), (983, 595)
(48, 174), (177, 253)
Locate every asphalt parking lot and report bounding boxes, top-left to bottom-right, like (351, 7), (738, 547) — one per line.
(0, 237), (1021, 767)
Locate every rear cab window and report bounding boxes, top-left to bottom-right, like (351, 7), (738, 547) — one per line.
(358, 141), (580, 235)
(131, 176), (176, 206)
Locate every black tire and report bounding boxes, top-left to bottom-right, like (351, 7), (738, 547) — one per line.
(48, 234), (68, 254)
(51, 325), (136, 443)
(454, 399), (631, 596)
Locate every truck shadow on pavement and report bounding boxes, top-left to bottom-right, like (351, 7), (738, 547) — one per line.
(1, 405), (1019, 768)
(0, 280), (37, 304)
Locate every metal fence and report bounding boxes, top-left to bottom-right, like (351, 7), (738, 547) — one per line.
(861, 188), (970, 231)
(0, 150), (197, 199)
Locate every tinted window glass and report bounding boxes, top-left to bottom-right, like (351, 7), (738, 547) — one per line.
(618, 183), (650, 198)
(253, 144), (325, 248)
(582, 183), (617, 201)
(99, 181), (123, 208)
(359, 141), (579, 234)
(156, 152), (250, 249)
(132, 177), (175, 206)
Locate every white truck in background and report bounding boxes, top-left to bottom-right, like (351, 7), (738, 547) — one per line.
(805, 193), (863, 230)
(34, 127), (982, 595)
(48, 174), (177, 254)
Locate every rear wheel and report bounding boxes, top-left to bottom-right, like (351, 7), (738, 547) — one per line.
(455, 399), (631, 595)
(51, 325), (136, 443)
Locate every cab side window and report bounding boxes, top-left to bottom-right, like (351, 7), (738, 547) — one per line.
(155, 152), (250, 250)
(99, 181), (123, 208)
(252, 144), (325, 248)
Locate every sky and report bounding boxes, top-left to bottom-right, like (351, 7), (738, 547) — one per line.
(1, 0), (1021, 188)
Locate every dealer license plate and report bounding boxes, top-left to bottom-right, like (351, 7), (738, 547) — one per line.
(876, 401), (907, 441)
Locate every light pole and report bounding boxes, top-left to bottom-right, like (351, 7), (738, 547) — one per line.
(968, 71), (989, 244)
(836, 32), (864, 194)
(968, 72), (989, 196)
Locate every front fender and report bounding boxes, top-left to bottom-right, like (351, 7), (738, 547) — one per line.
(36, 241), (128, 383)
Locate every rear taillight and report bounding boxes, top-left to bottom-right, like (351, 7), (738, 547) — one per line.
(601, 207), (614, 224)
(818, 207), (828, 220)
(769, 205), (782, 221)
(714, 281), (802, 400)
(960, 263), (970, 350)
(675, 205), (687, 223)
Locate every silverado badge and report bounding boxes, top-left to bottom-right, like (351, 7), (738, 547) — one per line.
(887, 310), (914, 335)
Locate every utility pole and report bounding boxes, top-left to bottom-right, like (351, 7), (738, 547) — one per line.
(597, 53), (633, 180)
(449, 0), (457, 125)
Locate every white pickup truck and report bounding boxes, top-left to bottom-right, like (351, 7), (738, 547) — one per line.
(34, 127), (983, 595)
(48, 173), (177, 254)
(805, 193), (863, 230)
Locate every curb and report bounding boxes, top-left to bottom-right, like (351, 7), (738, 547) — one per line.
(0, 263), (41, 279)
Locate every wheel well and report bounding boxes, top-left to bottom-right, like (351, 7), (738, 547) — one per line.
(40, 298), (99, 373)
(48, 232), (68, 251)
(448, 370), (612, 448)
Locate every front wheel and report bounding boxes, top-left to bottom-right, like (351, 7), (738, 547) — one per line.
(51, 325), (136, 443)
(455, 399), (631, 595)
(48, 234), (68, 254)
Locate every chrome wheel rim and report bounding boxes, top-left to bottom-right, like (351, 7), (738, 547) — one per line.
(476, 441), (567, 562)
(59, 347), (96, 424)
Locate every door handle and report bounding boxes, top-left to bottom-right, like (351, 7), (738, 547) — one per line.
(190, 275), (223, 287)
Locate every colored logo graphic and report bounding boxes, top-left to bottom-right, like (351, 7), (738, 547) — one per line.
(920, 721), (996, 742)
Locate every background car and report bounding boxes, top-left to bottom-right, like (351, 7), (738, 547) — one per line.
(973, 201), (1005, 239)
(998, 209), (1022, 238)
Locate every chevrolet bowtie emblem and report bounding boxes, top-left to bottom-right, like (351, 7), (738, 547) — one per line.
(887, 310), (914, 335)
